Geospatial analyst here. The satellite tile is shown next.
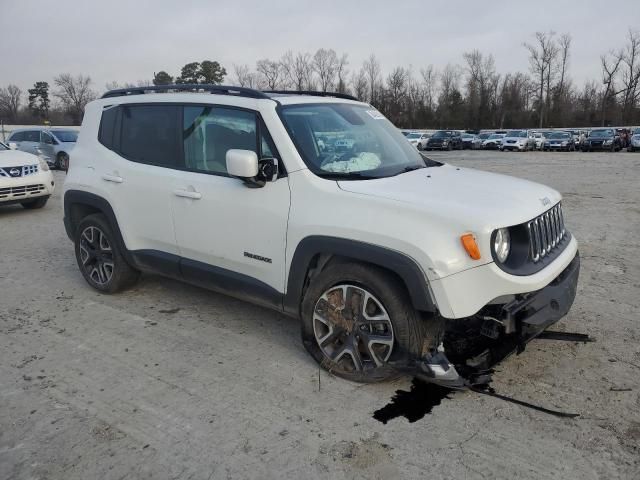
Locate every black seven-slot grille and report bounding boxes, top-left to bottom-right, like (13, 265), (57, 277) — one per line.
(0, 164), (39, 178)
(527, 203), (566, 263)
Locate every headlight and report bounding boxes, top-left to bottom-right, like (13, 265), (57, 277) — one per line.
(38, 158), (50, 171)
(604, 139), (612, 144)
(561, 141), (568, 146)
(493, 228), (511, 263)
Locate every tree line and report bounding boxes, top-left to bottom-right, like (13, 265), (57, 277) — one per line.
(1, 29), (639, 129)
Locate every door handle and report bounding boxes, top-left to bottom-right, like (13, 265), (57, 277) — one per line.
(102, 174), (123, 183)
(173, 189), (202, 200)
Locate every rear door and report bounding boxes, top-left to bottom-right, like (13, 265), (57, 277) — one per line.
(95, 103), (181, 275)
(39, 131), (57, 163)
(170, 104), (290, 308)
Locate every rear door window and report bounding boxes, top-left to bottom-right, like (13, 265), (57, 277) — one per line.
(119, 105), (180, 167)
(24, 131), (40, 142)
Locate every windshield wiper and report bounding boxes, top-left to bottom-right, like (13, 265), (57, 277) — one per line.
(316, 171), (380, 180)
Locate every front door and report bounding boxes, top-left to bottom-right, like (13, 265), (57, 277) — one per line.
(170, 105), (290, 308)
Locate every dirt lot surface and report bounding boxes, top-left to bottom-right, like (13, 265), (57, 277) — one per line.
(1, 151), (639, 480)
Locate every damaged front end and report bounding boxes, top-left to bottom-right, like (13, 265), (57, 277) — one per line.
(413, 252), (580, 389)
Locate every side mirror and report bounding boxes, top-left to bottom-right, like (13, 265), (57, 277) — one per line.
(226, 149), (279, 188)
(8, 142), (18, 150)
(227, 149), (258, 178)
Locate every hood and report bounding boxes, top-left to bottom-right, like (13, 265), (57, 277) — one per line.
(337, 163), (561, 229)
(0, 149), (40, 168)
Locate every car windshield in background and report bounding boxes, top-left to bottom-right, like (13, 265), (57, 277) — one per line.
(478, 133), (491, 139)
(52, 130), (78, 142)
(280, 104), (439, 179)
(432, 131), (454, 138)
(590, 129), (613, 138)
(462, 134), (474, 139)
(548, 132), (571, 139)
(509, 130), (526, 137)
(488, 134), (503, 140)
(407, 133), (421, 139)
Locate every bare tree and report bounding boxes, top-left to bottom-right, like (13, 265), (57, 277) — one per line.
(336, 53), (350, 94)
(363, 54), (381, 103)
(600, 50), (624, 125)
(280, 51), (314, 91)
(256, 59), (282, 90)
(53, 74), (96, 124)
(420, 65), (438, 112)
(620, 29), (640, 123)
(351, 68), (368, 101)
(233, 64), (259, 88)
(0, 84), (22, 122)
(313, 48), (339, 92)
(524, 31), (559, 127)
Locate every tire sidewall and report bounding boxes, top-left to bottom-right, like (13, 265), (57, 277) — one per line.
(300, 262), (421, 383)
(74, 214), (136, 293)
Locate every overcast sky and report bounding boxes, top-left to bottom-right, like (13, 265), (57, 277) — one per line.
(1, 0), (639, 94)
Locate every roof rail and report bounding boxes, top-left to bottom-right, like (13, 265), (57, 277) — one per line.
(101, 84), (270, 99)
(263, 90), (359, 101)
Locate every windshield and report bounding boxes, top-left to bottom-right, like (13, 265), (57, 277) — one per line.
(462, 134), (474, 139)
(508, 130), (526, 137)
(488, 134), (503, 140)
(51, 130), (78, 142)
(634, 128), (640, 136)
(432, 130), (453, 138)
(280, 104), (439, 178)
(548, 132), (571, 139)
(478, 133), (491, 139)
(406, 133), (421, 139)
(590, 129), (613, 138)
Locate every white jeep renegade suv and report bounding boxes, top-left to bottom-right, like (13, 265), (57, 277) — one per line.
(63, 85), (580, 387)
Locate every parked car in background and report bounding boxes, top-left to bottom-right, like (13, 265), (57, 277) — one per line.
(500, 130), (535, 151)
(7, 127), (77, 170)
(482, 133), (505, 150)
(0, 141), (55, 209)
(581, 128), (621, 152)
(424, 130), (463, 150)
(461, 133), (479, 149)
(543, 131), (576, 151)
(628, 128), (640, 152)
(406, 132), (431, 150)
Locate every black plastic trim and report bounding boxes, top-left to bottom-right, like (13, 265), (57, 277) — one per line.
(63, 190), (137, 267)
(180, 257), (282, 310)
(102, 84), (271, 99)
(284, 236), (435, 317)
(264, 90), (358, 101)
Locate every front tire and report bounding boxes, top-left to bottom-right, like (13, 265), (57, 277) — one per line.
(56, 152), (69, 171)
(74, 214), (140, 293)
(301, 261), (439, 383)
(21, 196), (49, 209)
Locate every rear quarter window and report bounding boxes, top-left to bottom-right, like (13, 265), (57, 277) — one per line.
(99, 106), (118, 149)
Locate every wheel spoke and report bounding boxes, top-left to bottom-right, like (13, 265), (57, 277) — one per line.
(312, 283), (395, 373)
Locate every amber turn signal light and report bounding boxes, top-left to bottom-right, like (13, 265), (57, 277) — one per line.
(461, 233), (481, 260)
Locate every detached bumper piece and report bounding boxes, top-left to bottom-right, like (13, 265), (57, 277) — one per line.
(416, 252), (580, 388)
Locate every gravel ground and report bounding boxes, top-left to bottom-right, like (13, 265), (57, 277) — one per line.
(1, 151), (639, 480)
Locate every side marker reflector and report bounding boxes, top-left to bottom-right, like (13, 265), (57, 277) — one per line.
(461, 233), (481, 260)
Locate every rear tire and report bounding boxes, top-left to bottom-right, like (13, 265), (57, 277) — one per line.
(56, 152), (69, 171)
(74, 214), (140, 293)
(21, 196), (49, 209)
(301, 261), (439, 383)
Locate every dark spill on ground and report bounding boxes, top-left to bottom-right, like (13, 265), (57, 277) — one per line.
(373, 378), (454, 424)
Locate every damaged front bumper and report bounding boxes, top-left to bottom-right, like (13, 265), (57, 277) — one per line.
(417, 252), (580, 388)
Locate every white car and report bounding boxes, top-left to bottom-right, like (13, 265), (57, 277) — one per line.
(406, 132), (430, 150)
(500, 130), (536, 151)
(63, 85), (580, 388)
(1, 141), (55, 209)
(481, 133), (505, 150)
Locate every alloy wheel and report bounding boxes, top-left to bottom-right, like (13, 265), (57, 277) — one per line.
(313, 284), (394, 372)
(79, 226), (114, 285)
